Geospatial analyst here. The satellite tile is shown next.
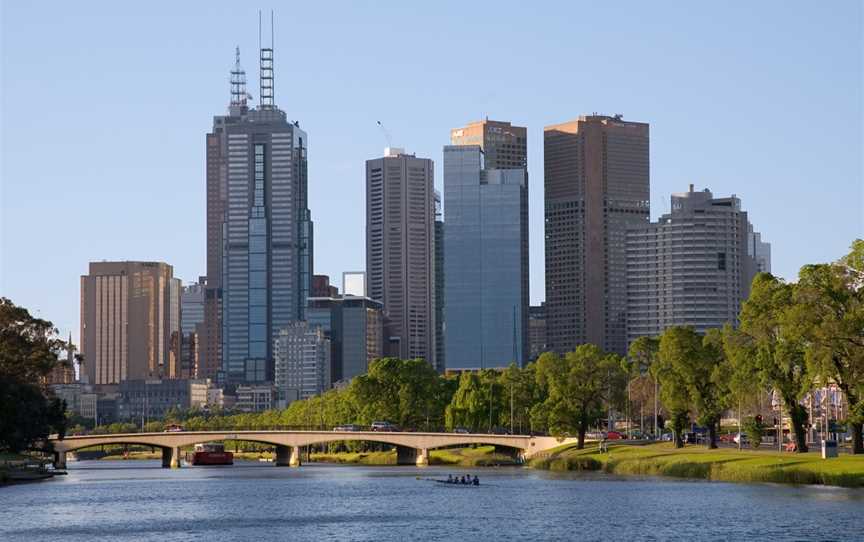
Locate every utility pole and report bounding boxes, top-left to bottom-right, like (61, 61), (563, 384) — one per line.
(510, 379), (514, 435)
(654, 378), (659, 438)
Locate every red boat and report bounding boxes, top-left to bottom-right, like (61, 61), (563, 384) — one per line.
(187, 443), (233, 466)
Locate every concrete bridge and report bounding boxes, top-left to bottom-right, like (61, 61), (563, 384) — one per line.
(48, 431), (578, 469)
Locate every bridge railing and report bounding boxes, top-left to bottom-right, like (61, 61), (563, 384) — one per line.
(64, 425), (543, 438)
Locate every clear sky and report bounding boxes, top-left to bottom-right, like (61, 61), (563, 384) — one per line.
(1, 1), (862, 345)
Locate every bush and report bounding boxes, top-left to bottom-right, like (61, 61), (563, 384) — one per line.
(742, 417), (763, 449)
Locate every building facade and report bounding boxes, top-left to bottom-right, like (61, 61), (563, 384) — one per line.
(306, 295), (383, 383)
(748, 225), (772, 274)
(528, 303), (547, 362)
(442, 141), (528, 370)
(206, 49), (313, 385)
(117, 379), (195, 422)
(544, 114), (649, 356)
(234, 384), (275, 413)
(434, 191), (445, 372)
(450, 119), (527, 170)
(366, 148), (437, 367)
(181, 278), (206, 334)
(80, 261), (181, 384)
(626, 185), (764, 342)
(273, 322), (331, 405)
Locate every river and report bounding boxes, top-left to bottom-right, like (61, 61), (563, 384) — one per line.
(0, 461), (861, 541)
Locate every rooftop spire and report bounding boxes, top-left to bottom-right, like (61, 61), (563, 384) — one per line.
(230, 46), (248, 108)
(259, 10), (274, 109)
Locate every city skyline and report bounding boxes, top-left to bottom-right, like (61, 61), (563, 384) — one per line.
(1, 2), (861, 346)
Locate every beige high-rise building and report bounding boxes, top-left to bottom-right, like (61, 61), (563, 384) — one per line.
(80, 261), (181, 384)
(544, 115), (649, 356)
(366, 148), (437, 368)
(450, 119), (527, 170)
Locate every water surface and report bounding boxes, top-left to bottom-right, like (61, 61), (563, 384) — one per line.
(0, 461), (860, 541)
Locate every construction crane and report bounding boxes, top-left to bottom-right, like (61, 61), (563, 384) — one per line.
(376, 121), (393, 147)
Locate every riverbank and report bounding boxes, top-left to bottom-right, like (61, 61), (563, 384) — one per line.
(0, 453), (57, 485)
(530, 442), (864, 488)
(310, 446), (519, 467)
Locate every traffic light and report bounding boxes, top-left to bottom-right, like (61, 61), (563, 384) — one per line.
(657, 415), (665, 429)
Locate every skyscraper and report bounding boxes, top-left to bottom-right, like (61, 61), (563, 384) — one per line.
(626, 185), (764, 341)
(544, 114), (649, 356)
(443, 119), (529, 370)
(206, 43), (312, 385)
(80, 261), (181, 384)
(366, 148), (437, 367)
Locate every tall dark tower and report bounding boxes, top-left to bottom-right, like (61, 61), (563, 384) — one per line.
(544, 115), (649, 356)
(205, 15), (313, 386)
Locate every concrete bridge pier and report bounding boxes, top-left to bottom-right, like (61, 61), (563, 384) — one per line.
(275, 445), (302, 467)
(396, 446), (428, 466)
(53, 450), (66, 470)
(161, 446), (182, 468)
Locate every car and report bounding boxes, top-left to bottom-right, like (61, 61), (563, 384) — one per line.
(371, 421), (399, 432)
(333, 424), (362, 432)
(605, 431), (625, 440)
(453, 427), (470, 434)
(719, 433), (736, 443)
(733, 433), (748, 445)
(164, 424), (184, 432)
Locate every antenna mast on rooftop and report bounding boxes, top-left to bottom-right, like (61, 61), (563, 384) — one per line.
(259, 10), (275, 109)
(230, 46), (248, 108)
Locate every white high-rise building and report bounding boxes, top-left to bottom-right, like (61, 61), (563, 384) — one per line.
(273, 322), (330, 406)
(626, 185), (767, 343)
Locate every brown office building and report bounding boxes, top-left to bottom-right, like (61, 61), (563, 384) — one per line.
(80, 261), (182, 384)
(544, 115), (649, 355)
(450, 119), (527, 170)
(366, 148), (437, 368)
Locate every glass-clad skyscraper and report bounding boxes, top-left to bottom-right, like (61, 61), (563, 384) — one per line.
(206, 48), (312, 385)
(443, 145), (528, 370)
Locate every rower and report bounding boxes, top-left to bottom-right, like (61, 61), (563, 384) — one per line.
(472, 475), (479, 486)
(447, 474), (453, 483)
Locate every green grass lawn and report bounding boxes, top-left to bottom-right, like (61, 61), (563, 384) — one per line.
(308, 446), (518, 467)
(531, 442), (864, 488)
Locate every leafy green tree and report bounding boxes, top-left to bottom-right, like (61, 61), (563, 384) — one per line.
(0, 298), (70, 452)
(348, 357), (442, 428)
(794, 240), (864, 454)
(742, 416), (763, 449)
(445, 371), (489, 431)
(653, 331), (693, 448)
(531, 346), (626, 449)
(627, 336), (661, 437)
(735, 274), (811, 452)
(695, 329), (732, 448)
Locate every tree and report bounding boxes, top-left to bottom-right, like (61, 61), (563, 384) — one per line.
(0, 298), (69, 452)
(445, 371), (490, 432)
(694, 329), (732, 448)
(735, 274), (811, 452)
(653, 330), (693, 448)
(348, 357), (442, 429)
(627, 336), (661, 437)
(531, 346), (626, 449)
(794, 240), (864, 454)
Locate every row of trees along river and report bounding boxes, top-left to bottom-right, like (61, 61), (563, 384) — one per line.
(1, 240), (862, 456)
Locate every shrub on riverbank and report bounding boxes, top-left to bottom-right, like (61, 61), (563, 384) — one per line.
(531, 443), (864, 488)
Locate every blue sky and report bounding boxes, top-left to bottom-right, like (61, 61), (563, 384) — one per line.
(1, 1), (861, 344)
